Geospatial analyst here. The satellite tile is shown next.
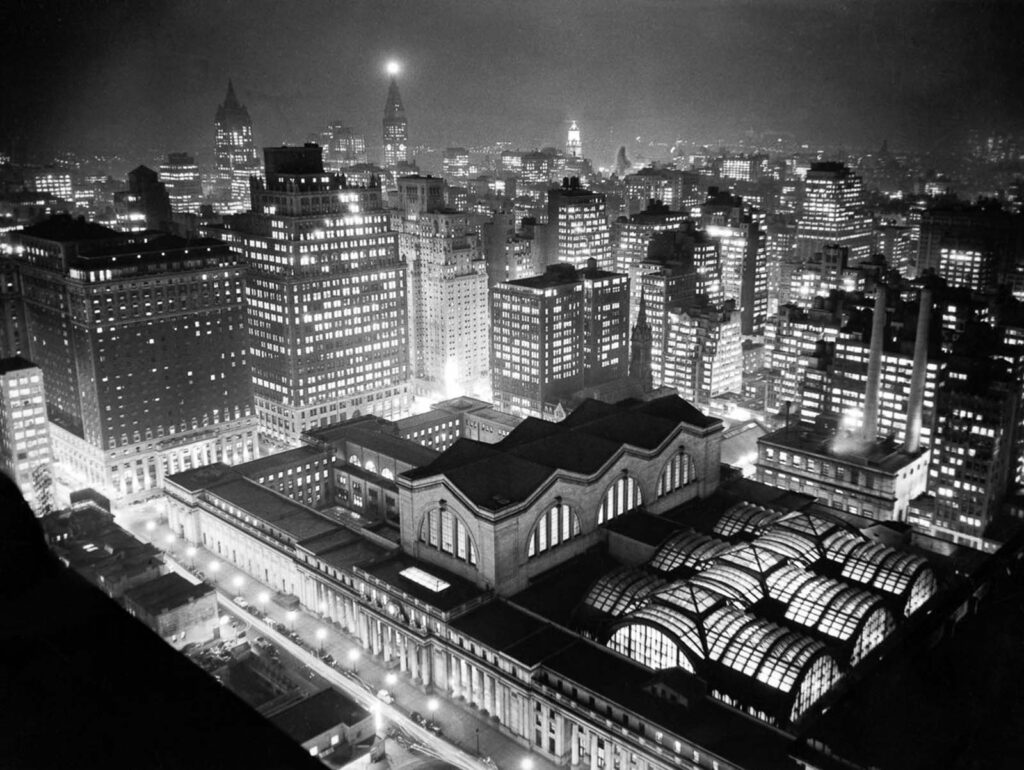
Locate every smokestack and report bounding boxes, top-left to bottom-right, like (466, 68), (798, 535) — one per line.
(904, 287), (932, 453)
(862, 284), (887, 441)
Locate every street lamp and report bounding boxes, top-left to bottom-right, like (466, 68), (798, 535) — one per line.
(232, 575), (245, 596)
(257, 591), (270, 609)
(209, 560), (220, 575)
(164, 533), (176, 546)
(286, 610), (297, 631)
(145, 520), (156, 533)
(427, 698), (439, 717)
(521, 758), (534, 770)
(316, 627), (327, 653)
(347, 648), (360, 672)
(385, 672), (397, 687)
(475, 727), (480, 755)
(186, 546), (196, 569)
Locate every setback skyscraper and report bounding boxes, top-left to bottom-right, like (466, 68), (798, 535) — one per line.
(214, 80), (259, 213)
(383, 70), (410, 168)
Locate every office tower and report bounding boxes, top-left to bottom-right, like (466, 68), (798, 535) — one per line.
(622, 167), (701, 216)
(938, 240), (995, 291)
(6, 215), (257, 499)
(873, 221), (915, 279)
(796, 162), (872, 264)
(383, 72), (409, 168)
(394, 180), (489, 398)
(579, 259), (630, 386)
(916, 203), (1024, 287)
(713, 153), (768, 182)
(28, 169), (73, 201)
(786, 244), (881, 309)
(159, 153), (203, 214)
(913, 354), (1018, 541)
(663, 302), (742, 406)
(764, 297), (844, 412)
(700, 190), (768, 336)
(214, 80), (259, 213)
(0, 259), (26, 357)
(566, 120), (582, 158)
(442, 148), (470, 183)
(481, 213), (544, 286)
(612, 201), (689, 275)
(491, 265), (583, 418)
(766, 216), (797, 312)
(240, 145), (409, 444)
(635, 227), (721, 387)
(320, 122), (367, 171)
(546, 177), (612, 270)
(498, 150), (524, 175)
(119, 165), (172, 231)
(521, 151), (556, 185)
(0, 356), (52, 514)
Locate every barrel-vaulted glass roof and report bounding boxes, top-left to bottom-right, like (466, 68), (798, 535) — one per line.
(649, 530), (732, 574)
(822, 530), (936, 610)
(712, 501), (783, 538)
(582, 566), (667, 617)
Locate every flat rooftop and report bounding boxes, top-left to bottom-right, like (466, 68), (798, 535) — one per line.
(759, 423), (926, 474)
(357, 552), (486, 613)
(123, 572), (214, 615)
(235, 445), (325, 478)
(450, 600), (576, 666)
(269, 688), (368, 744)
(210, 478), (338, 541)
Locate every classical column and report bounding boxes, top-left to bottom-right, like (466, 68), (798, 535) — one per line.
(420, 646), (432, 687)
(484, 674), (494, 714)
(570, 722), (580, 766)
(589, 733), (598, 770)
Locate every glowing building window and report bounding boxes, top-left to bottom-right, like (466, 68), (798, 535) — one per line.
(419, 505), (478, 566)
(527, 503), (582, 558)
(598, 475), (642, 524)
(656, 451), (696, 497)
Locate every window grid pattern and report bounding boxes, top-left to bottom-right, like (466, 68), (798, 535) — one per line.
(656, 451), (697, 497)
(823, 530), (937, 613)
(583, 567), (667, 616)
(419, 507), (478, 566)
(712, 502), (783, 538)
(649, 530), (731, 574)
(527, 503), (582, 558)
(598, 475), (643, 524)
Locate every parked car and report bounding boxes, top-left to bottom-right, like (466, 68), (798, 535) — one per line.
(410, 711), (424, 726)
(376, 689), (394, 704)
(426, 720), (442, 736)
(233, 597), (250, 610)
(265, 618), (282, 631)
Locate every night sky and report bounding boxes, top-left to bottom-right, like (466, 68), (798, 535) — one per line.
(4, 0), (1023, 165)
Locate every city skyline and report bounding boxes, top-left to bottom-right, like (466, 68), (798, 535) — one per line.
(5, 0), (1024, 164)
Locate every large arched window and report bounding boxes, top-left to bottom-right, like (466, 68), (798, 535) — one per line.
(348, 454), (361, 468)
(598, 474), (642, 524)
(365, 459), (377, 474)
(527, 502), (581, 558)
(419, 505), (477, 565)
(657, 450), (696, 497)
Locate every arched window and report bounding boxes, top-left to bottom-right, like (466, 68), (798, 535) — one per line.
(365, 459), (377, 474)
(348, 454), (361, 468)
(657, 451), (696, 497)
(419, 505), (477, 566)
(599, 475), (642, 524)
(527, 503), (581, 558)
(381, 467), (394, 481)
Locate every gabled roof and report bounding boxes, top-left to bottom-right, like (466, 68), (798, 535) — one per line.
(403, 396), (721, 510)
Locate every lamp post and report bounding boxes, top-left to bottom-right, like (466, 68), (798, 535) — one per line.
(232, 575), (244, 596)
(427, 697), (439, 728)
(385, 672), (397, 688)
(476, 727), (480, 755)
(521, 758), (534, 770)
(257, 591), (269, 614)
(286, 610), (297, 631)
(164, 533), (176, 547)
(347, 648), (360, 673)
(186, 546), (196, 570)
(209, 560), (221, 577)
(316, 627), (327, 653)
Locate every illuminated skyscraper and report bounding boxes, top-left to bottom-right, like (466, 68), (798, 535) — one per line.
(0, 356), (52, 514)
(546, 177), (612, 271)
(320, 122), (367, 171)
(394, 177), (489, 398)
(6, 216), (257, 499)
(663, 302), (742, 406)
(796, 162), (872, 264)
(566, 120), (582, 158)
(700, 190), (768, 336)
(612, 201), (689, 275)
(442, 148), (470, 183)
(159, 153), (203, 215)
(240, 145), (409, 444)
(214, 80), (259, 213)
(383, 66), (410, 168)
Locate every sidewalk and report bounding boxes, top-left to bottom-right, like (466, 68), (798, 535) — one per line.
(120, 508), (556, 770)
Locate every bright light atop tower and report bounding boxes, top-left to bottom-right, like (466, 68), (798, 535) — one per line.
(386, 60), (401, 76)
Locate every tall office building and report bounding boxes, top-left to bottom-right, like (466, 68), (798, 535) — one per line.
(214, 80), (259, 213)
(764, 297), (844, 412)
(442, 148), (470, 183)
(796, 162), (872, 264)
(320, 122), (367, 171)
(491, 266), (583, 418)
(622, 167), (701, 216)
(240, 145), (409, 444)
(700, 190), (768, 336)
(159, 153), (203, 215)
(116, 166), (172, 232)
(383, 73), (410, 168)
(612, 201), (689, 275)
(6, 216), (257, 499)
(0, 356), (52, 514)
(663, 302), (742, 406)
(491, 262), (629, 418)
(546, 177), (612, 271)
(566, 120), (582, 158)
(917, 203), (1024, 284)
(394, 177), (489, 398)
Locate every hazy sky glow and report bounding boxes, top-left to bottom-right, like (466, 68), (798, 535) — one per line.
(3, 0), (1023, 164)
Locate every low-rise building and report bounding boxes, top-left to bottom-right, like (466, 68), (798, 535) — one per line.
(123, 572), (219, 648)
(267, 688), (374, 761)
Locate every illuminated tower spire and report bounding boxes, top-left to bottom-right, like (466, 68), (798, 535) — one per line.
(383, 62), (409, 167)
(213, 79), (258, 213)
(567, 120), (582, 158)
